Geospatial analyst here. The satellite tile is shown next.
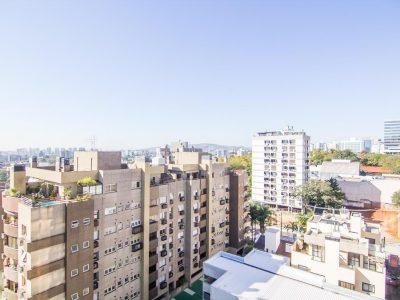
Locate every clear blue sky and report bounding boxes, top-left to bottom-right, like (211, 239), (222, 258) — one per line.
(1, 1), (399, 150)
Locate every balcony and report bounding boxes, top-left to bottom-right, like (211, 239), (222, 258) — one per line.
(161, 235), (167, 241)
(149, 238), (158, 250)
(2, 195), (19, 213)
(149, 286), (158, 299)
(194, 208), (199, 214)
(219, 222), (225, 228)
(193, 262), (199, 268)
(201, 206), (207, 215)
(4, 288), (18, 300)
(149, 253), (158, 265)
(94, 240), (99, 248)
(200, 244), (207, 254)
(149, 270), (158, 282)
(94, 219), (99, 227)
(194, 222), (199, 227)
(179, 224), (185, 230)
(179, 251), (185, 257)
(180, 196), (185, 202)
(160, 218), (167, 225)
(219, 199), (225, 205)
(169, 214), (173, 220)
(149, 220), (158, 233)
(194, 195), (199, 200)
(169, 242), (173, 249)
(93, 280), (99, 290)
(179, 210), (185, 216)
(200, 232), (206, 241)
(339, 238), (368, 256)
(160, 249), (167, 257)
(4, 223), (18, 237)
(94, 261), (98, 269)
(161, 203), (168, 209)
(170, 198), (174, 204)
(4, 265), (18, 282)
(132, 242), (143, 252)
(193, 248), (199, 254)
(160, 281), (168, 289)
(169, 271), (173, 278)
(179, 265), (184, 272)
(169, 228), (173, 234)
(225, 231), (229, 237)
(132, 225), (143, 234)
(4, 245), (18, 260)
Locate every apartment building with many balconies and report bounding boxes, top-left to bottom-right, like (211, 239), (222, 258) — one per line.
(1, 145), (249, 300)
(252, 126), (310, 210)
(137, 143), (248, 300)
(291, 209), (385, 299)
(1, 152), (143, 300)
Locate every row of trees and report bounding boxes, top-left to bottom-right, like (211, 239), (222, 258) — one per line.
(310, 149), (358, 165)
(310, 149), (400, 174)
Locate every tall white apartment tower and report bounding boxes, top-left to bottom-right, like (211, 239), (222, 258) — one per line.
(252, 126), (310, 210)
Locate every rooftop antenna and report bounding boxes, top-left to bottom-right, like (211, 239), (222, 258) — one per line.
(88, 136), (97, 150)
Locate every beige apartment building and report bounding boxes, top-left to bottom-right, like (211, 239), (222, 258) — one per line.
(291, 210), (386, 299)
(1, 145), (249, 300)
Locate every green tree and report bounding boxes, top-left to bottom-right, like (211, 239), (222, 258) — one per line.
(310, 149), (327, 166)
(0, 170), (7, 182)
(229, 154), (252, 196)
(294, 179), (344, 209)
(256, 204), (273, 234)
(392, 190), (400, 208)
(332, 149), (359, 161)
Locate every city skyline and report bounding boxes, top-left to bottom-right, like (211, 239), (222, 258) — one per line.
(1, 1), (400, 150)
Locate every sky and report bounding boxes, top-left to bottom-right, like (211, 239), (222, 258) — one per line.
(0, 1), (399, 150)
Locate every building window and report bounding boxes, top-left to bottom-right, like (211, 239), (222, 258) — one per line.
(71, 220), (79, 228)
(71, 244), (79, 253)
(71, 293), (79, 300)
(362, 282), (375, 293)
(104, 184), (117, 193)
(71, 268), (79, 277)
(83, 264), (90, 272)
(348, 253), (360, 268)
(83, 218), (90, 225)
(83, 287), (89, 296)
(339, 281), (355, 290)
(104, 207), (116, 215)
(311, 245), (323, 261)
(83, 241), (90, 249)
(22, 224), (27, 236)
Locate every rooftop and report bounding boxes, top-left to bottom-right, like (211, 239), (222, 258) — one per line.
(204, 250), (380, 300)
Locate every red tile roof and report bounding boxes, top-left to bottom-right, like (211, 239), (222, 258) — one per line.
(360, 165), (392, 174)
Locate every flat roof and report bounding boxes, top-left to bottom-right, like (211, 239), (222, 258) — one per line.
(204, 250), (380, 300)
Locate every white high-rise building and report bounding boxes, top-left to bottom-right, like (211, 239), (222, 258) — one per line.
(252, 126), (310, 210)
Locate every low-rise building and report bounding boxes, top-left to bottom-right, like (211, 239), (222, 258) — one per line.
(203, 250), (379, 300)
(291, 210), (385, 299)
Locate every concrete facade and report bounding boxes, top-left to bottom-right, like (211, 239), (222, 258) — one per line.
(252, 126), (310, 209)
(291, 210), (386, 299)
